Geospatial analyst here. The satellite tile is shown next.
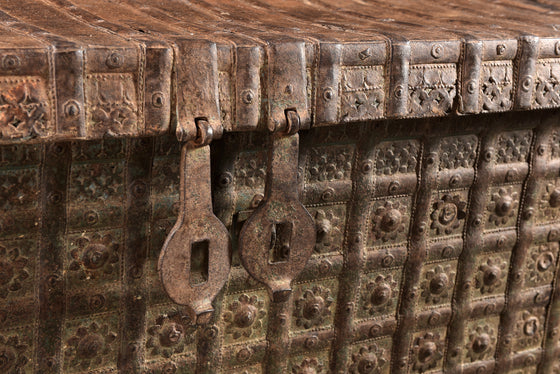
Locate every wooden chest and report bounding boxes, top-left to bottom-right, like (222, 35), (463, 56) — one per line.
(1, 1), (560, 373)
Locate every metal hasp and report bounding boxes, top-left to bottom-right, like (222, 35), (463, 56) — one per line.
(158, 119), (231, 325)
(239, 110), (316, 302)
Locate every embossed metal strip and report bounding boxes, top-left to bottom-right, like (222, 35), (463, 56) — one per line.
(118, 137), (153, 372)
(330, 126), (376, 373)
(387, 41), (410, 118)
(266, 42), (310, 132)
(390, 137), (435, 374)
(194, 136), (238, 374)
(173, 39), (222, 142)
(514, 35), (539, 110)
(444, 128), (493, 373)
(460, 39), (483, 114)
(494, 121), (540, 372)
(315, 42), (342, 126)
(37, 142), (71, 372)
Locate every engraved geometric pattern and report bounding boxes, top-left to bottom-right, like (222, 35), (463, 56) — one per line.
(480, 61), (513, 112)
(533, 59), (560, 109)
(408, 63), (457, 117)
(340, 66), (384, 121)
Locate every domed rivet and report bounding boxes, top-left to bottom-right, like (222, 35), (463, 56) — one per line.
(242, 89), (254, 104)
(394, 85), (405, 98)
(496, 44), (507, 56)
(64, 100), (81, 118)
(106, 52), (124, 68)
(152, 92), (164, 108)
(431, 43), (444, 59)
(467, 80), (477, 94)
(323, 87), (335, 101)
(521, 76), (533, 92)
(2, 54), (20, 69)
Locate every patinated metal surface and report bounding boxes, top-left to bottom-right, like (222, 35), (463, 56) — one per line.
(2, 1), (560, 374)
(2, 111), (560, 373)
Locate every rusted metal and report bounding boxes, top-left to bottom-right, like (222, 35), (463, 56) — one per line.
(4, 0), (560, 373)
(158, 121), (231, 325)
(238, 110), (316, 302)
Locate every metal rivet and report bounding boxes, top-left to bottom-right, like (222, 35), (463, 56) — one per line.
(152, 92), (164, 108)
(304, 336), (318, 349)
(323, 87), (335, 101)
(538, 145), (546, 156)
(524, 208), (534, 220)
(321, 187), (335, 201)
(361, 160), (373, 173)
(450, 174), (462, 187)
(64, 100), (81, 118)
(394, 85), (404, 98)
(388, 181), (400, 195)
(484, 149), (493, 162)
(496, 44), (507, 56)
(2, 54), (20, 69)
(467, 80), (477, 94)
(428, 311), (440, 325)
(382, 254), (395, 267)
(369, 323), (382, 337)
(285, 85), (293, 95)
(218, 172), (233, 187)
(242, 89), (254, 104)
(236, 348), (251, 362)
(524, 355), (535, 366)
(319, 259), (332, 275)
(106, 52), (124, 68)
(497, 236), (506, 248)
(442, 246), (454, 258)
(431, 43), (444, 59)
(521, 76), (533, 92)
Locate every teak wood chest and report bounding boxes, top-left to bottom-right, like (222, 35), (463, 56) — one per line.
(2, 0), (560, 373)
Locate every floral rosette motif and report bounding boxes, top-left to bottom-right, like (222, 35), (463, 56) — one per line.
(146, 311), (195, 358)
(65, 322), (117, 370)
(430, 194), (466, 236)
(526, 243), (558, 286)
(412, 332), (444, 373)
(515, 310), (544, 350)
(539, 181), (560, 220)
(465, 324), (496, 362)
(361, 274), (398, 317)
(371, 200), (407, 244)
(68, 233), (120, 280)
(0, 244), (29, 298)
(420, 264), (456, 305)
(349, 344), (387, 374)
(488, 186), (519, 226)
(474, 256), (508, 295)
(223, 294), (266, 340)
(294, 286), (333, 329)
